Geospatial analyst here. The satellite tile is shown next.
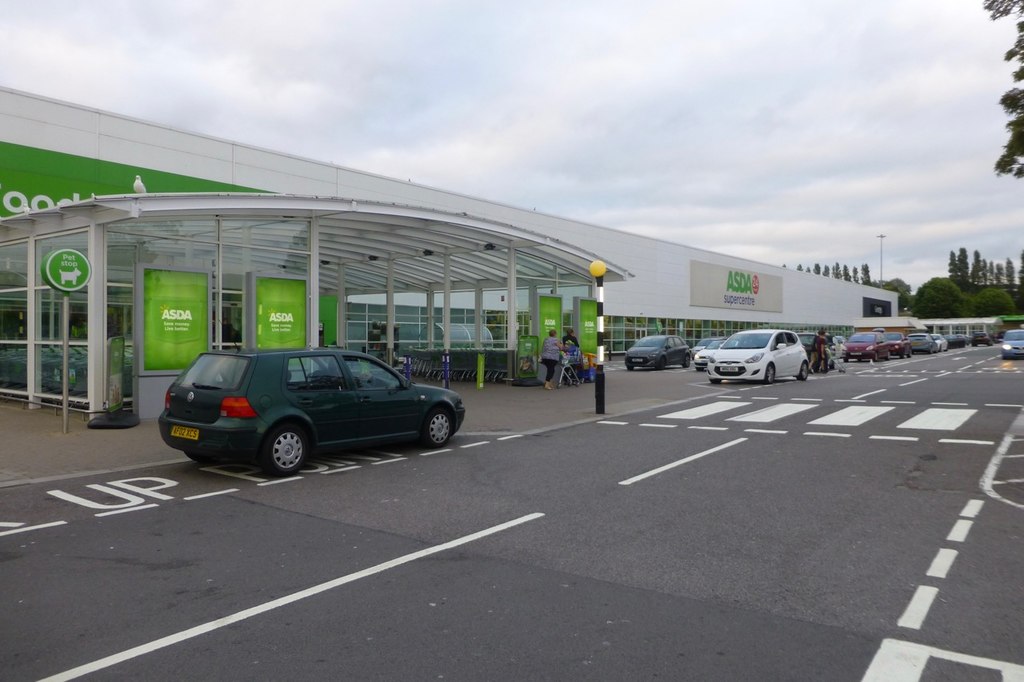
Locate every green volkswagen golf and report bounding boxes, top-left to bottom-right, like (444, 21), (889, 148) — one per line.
(159, 349), (465, 476)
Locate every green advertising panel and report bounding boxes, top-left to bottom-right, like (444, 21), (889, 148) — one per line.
(141, 269), (209, 371)
(256, 277), (307, 349)
(0, 141), (262, 217)
(537, 294), (562, 336)
(517, 335), (539, 378)
(319, 295), (338, 346)
(576, 298), (598, 356)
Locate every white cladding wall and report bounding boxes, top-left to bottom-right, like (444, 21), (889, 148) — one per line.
(1, 87), (895, 325)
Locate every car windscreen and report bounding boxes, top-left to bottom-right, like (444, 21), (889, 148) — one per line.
(179, 354), (249, 390)
(632, 337), (665, 348)
(706, 339), (724, 349)
(722, 333), (771, 349)
(848, 333), (876, 343)
(1004, 330), (1024, 340)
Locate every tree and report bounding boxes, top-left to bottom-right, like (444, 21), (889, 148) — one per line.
(971, 286), (1017, 315)
(986, 0), (1024, 176)
(852, 266), (860, 284)
(813, 263), (822, 275)
(1005, 258), (1016, 299)
(969, 250), (985, 290)
(861, 263), (872, 285)
(842, 264), (851, 281)
(883, 278), (913, 312)
(948, 247), (971, 289)
(912, 278), (969, 318)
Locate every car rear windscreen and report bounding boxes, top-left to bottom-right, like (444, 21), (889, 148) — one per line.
(179, 354), (250, 390)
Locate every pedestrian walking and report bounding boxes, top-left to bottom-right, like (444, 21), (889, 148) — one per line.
(540, 329), (566, 390)
(813, 329), (830, 374)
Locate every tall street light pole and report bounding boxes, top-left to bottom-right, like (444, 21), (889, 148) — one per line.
(876, 234), (886, 284)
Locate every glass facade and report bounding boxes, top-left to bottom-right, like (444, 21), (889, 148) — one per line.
(0, 241), (27, 391)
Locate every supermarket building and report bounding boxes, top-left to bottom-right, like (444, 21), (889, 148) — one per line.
(0, 87), (896, 417)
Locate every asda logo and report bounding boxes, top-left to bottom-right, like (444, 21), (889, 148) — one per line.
(726, 271), (760, 295)
(269, 312), (294, 322)
(161, 309), (194, 321)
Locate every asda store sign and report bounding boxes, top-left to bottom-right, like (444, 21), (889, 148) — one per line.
(689, 260), (783, 313)
(0, 141), (261, 217)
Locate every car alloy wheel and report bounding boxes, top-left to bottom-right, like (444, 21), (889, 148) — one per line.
(762, 363), (776, 385)
(420, 407), (453, 447)
(260, 422), (308, 476)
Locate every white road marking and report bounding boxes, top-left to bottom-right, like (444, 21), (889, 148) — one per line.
(808, 405), (894, 426)
(804, 431), (851, 438)
(497, 435), (523, 440)
(640, 423), (677, 428)
(792, 398), (822, 402)
(688, 426), (729, 431)
(726, 403), (817, 423)
(986, 403), (1023, 408)
(925, 548), (958, 579)
(862, 638), (1024, 681)
(932, 402), (968, 406)
(372, 457), (408, 464)
(95, 504), (158, 517)
(257, 477), (303, 486)
(898, 379), (928, 387)
(751, 396), (778, 400)
(745, 428), (786, 434)
(460, 442), (489, 449)
(897, 408), (976, 431)
(417, 448), (451, 457)
(0, 522), (25, 528)
(870, 435), (918, 442)
(852, 389), (887, 400)
(619, 438), (747, 486)
(881, 400), (915, 404)
(897, 585), (938, 629)
(0, 521), (67, 537)
(946, 519), (973, 542)
(184, 489), (239, 500)
(39, 513), (547, 682)
(597, 420), (629, 425)
(938, 439), (993, 445)
(959, 500), (984, 518)
(981, 434), (1024, 510)
(321, 465), (361, 473)
(659, 401), (752, 420)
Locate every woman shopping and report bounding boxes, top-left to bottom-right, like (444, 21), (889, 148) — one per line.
(540, 328), (566, 390)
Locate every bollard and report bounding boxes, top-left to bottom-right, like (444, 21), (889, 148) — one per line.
(477, 352), (484, 389)
(403, 354), (412, 380)
(594, 364), (605, 414)
(442, 350), (451, 389)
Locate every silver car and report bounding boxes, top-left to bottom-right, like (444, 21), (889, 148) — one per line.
(693, 338), (726, 371)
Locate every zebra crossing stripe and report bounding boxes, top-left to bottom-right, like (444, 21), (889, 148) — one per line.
(808, 405), (894, 426)
(659, 401), (752, 420)
(897, 408), (977, 431)
(726, 403), (817, 423)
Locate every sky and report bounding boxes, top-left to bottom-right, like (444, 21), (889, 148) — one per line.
(2, 1), (1021, 291)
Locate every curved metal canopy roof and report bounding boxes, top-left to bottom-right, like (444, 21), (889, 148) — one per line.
(1, 193), (631, 293)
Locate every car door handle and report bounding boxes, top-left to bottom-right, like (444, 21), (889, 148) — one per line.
(359, 396), (372, 403)
(298, 398), (313, 406)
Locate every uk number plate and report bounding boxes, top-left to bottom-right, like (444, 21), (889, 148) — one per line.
(719, 366), (740, 374)
(170, 425), (200, 441)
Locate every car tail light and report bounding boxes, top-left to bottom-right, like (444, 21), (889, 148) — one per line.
(220, 396), (257, 418)
(165, 389), (171, 410)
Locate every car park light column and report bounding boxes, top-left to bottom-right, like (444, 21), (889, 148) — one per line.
(590, 260), (607, 414)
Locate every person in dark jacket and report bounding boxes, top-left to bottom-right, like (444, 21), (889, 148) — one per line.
(813, 329), (830, 374)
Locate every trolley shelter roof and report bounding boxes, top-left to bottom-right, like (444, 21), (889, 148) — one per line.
(1, 193), (630, 293)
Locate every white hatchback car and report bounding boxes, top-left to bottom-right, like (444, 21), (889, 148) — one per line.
(707, 329), (810, 384)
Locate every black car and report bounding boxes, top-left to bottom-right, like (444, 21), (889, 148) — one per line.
(159, 349), (466, 476)
(944, 333), (968, 349)
(624, 335), (691, 370)
(971, 331), (994, 347)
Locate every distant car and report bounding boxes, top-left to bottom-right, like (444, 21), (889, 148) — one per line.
(971, 331), (994, 347)
(692, 336), (726, 354)
(159, 349), (466, 476)
(881, 331), (911, 359)
(692, 338), (725, 371)
(944, 334), (968, 349)
(706, 329), (809, 384)
(1001, 329), (1024, 359)
(624, 335), (691, 370)
(844, 331), (890, 362)
(930, 334), (949, 352)
(908, 333), (938, 354)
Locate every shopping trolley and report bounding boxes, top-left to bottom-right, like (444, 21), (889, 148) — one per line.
(559, 347), (583, 387)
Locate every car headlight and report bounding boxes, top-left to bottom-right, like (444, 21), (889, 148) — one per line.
(745, 352), (765, 364)
(1003, 343), (1012, 350)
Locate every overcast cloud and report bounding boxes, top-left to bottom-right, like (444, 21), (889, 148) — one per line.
(2, 0), (1020, 290)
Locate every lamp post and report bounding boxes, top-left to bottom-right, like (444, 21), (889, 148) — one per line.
(876, 234), (886, 285)
(589, 260), (607, 414)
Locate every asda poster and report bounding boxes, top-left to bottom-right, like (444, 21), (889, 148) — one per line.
(256, 277), (307, 348)
(576, 298), (598, 356)
(141, 268), (209, 371)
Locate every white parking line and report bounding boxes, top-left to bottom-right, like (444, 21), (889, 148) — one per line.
(619, 438), (747, 486)
(925, 548), (958, 579)
(184, 489), (239, 500)
(597, 420), (629, 425)
(869, 435), (918, 442)
(257, 477), (303, 486)
(804, 431), (851, 438)
(95, 504), (158, 517)
(640, 423), (677, 428)
(40, 513), (546, 682)
(938, 439), (993, 445)
(897, 585), (938, 629)
(852, 389), (887, 400)
(0, 520), (67, 537)
(862, 638), (1024, 681)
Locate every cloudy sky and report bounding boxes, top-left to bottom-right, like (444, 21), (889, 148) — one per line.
(2, 1), (1020, 290)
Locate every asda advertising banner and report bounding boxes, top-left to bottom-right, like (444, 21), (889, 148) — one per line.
(247, 274), (307, 349)
(534, 293), (562, 336)
(689, 260), (783, 313)
(139, 268), (210, 371)
(0, 141), (261, 217)
(574, 297), (598, 356)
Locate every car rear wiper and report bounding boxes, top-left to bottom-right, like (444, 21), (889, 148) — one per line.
(190, 383), (222, 390)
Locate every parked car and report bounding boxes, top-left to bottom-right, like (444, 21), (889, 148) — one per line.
(881, 331), (911, 359)
(1001, 329), (1024, 360)
(843, 331), (891, 362)
(692, 338), (725, 371)
(944, 333), (968, 349)
(692, 336), (726, 354)
(930, 334), (949, 352)
(908, 333), (938, 354)
(971, 331), (994, 347)
(625, 335), (691, 370)
(706, 329), (809, 384)
(159, 349), (466, 476)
